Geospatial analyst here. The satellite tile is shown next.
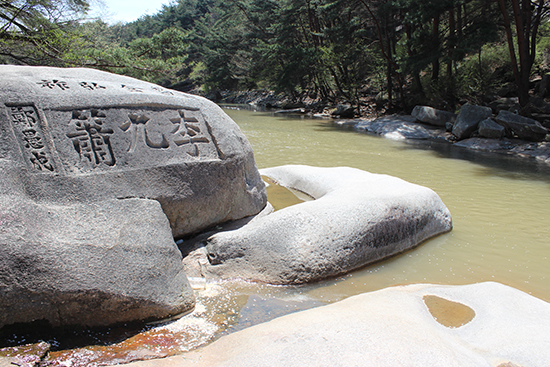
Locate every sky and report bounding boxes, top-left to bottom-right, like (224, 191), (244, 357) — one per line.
(88, 0), (173, 24)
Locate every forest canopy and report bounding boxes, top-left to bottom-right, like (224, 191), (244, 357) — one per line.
(2, 0), (550, 111)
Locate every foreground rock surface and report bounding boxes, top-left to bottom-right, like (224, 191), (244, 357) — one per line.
(204, 165), (452, 284)
(0, 66), (266, 328)
(115, 282), (550, 367)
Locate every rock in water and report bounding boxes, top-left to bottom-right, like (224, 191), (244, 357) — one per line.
(205, 165), (452, 284)
(0, 66), (266, 328)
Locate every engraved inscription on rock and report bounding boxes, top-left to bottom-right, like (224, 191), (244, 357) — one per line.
(7, 105), (56, 172)
(66, 109), (116, 169)
(48, 106), (221, 174)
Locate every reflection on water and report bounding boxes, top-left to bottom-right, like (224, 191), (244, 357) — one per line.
(224, 107), (550, 303)
(262, 176), (307, 211)
(423, 295), (475, 328)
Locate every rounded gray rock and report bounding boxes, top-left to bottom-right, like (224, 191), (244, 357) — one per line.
(205, 165), (452, 284)
(0, 65), (266, 237)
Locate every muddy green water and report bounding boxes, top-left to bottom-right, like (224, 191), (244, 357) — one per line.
(223, 107), (550, 304)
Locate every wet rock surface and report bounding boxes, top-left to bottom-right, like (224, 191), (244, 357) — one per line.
(341, 115), (449, 141)
(0, 341), (50, 367)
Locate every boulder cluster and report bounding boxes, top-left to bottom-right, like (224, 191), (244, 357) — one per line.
(0, 66), (454, 331)
(412, 101), (550, 142)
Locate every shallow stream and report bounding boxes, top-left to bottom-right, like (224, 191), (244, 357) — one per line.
(3, 106), (550, 365)
(225, 107), (550, 303)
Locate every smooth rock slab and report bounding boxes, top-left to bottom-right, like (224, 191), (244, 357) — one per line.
(116, 282), (550, 367)
(204, 165), (452, 284)
(0, 65), (266, 238)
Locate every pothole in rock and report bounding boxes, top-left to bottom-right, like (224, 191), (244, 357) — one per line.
(262, 176), (312, 211)
(423, 295), (475, 328)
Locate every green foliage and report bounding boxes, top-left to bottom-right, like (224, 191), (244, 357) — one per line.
(0, 0), (89, 64)
(422, 42), (513, 106)
(2, 0), (546, 108)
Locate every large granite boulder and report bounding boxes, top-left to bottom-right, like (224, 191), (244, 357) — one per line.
(0, 66), (266, 328)
(204, 165), (452, 284)
(0, 65), (266, 237)
(451, 104), (493, 140)
(495, 110), (549, 141)
(119, 282), (550, 367)
(411, 105), (457, 127)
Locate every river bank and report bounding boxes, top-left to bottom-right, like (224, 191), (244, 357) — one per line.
(333, 114), (550, 165)
(209, 90), (550, 165)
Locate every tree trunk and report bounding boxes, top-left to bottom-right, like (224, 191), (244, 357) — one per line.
(496, 0), (546, 107)
(432, 14), (440, 81)
(447, 7), (455, 79)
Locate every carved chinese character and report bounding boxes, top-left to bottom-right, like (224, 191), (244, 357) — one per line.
(30, 150), (54, 172)
(66, 109), (115, 167)
(121, 84), (144, 93)
(37, 79), (70, 90)
(10, 106), (38, 128)
(120, 113), (174, 152)
(173, 109), (210, 147)
(79, 82), (106, 90)
(7, 104), (56, 172)
(21, 129), (45, 149)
